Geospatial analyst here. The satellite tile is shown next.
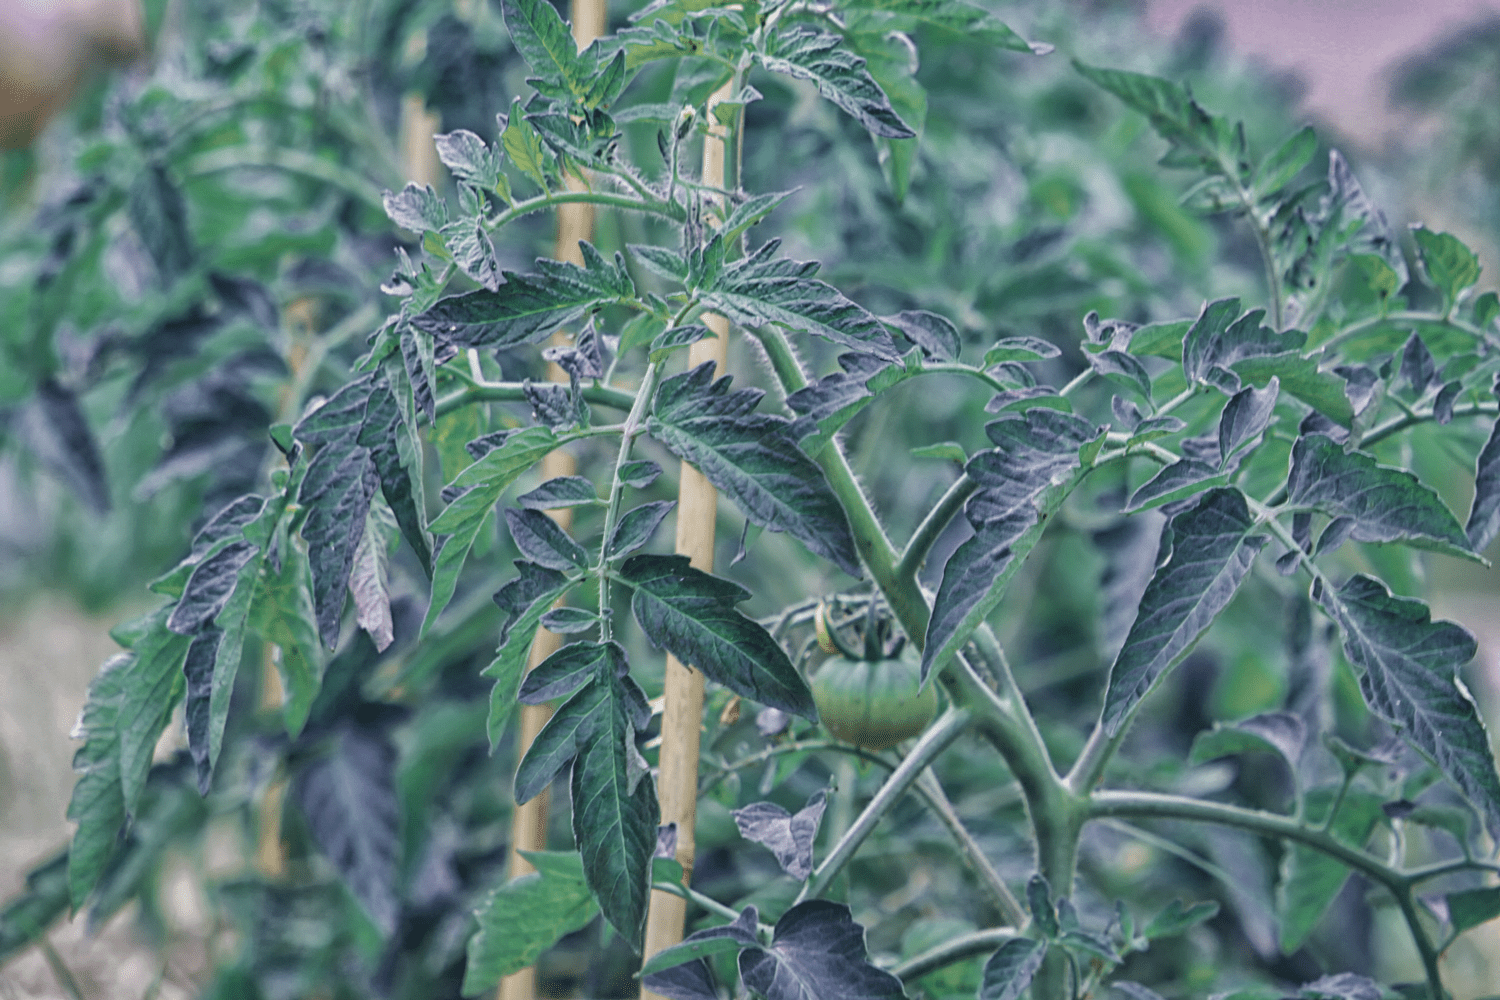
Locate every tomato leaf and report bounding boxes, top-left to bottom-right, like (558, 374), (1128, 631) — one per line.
(1316, 575), (1500, 842)
(978, 937), (1047, 1000)
(1102, 488), (1267, 735)
(620, 553), (818, 718)
(732, 789), (828, 881)
(463, 851), (600, 995)
(738, 900), (905, 1000)
(756, 27), (914, 138)
(649, 362), (861, 576)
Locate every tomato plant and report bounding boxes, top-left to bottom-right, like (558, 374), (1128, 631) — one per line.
(4, 2), (1500, 1000)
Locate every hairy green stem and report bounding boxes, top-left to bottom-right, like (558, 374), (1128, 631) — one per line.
(1089, 790), (1447, 999)
(597, 362), (662, 640)
(896, 474), (976, 581)
(799, 706), (972, 902)
(649, 880), (745, 925)
(433, 380), (636, 418)
(484, 189), (686, 232)
(916, 769), (1028, 926)
(889, 928), (1023, 981)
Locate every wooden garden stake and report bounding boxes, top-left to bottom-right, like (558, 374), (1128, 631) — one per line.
(498, 3), (605, 999)
(640, 82), (734, 998)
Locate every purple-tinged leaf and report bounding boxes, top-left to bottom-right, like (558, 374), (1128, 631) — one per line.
(739, 900), (905, 1000)
(1316, 575), (1500, 842)
(1102, 488), (1267, 735)
(732, 789), (828, 880)
(978, 937), (1046, 1000)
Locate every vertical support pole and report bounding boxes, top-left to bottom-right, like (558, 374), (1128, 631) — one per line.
(640, 82), (734, 996)
(498, 3), (605, 999)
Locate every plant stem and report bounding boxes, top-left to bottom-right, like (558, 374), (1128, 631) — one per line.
(484, 189), (686, 232)
(1088, 789), (1447, 1000)
(1321, 309), (1495, 354)
(799, 705), (973, 902)
(896, 474), (976, 581)
(915, 769), (1027, 926)
(434, 380), (636, 418)
(183, 145), (388, 212)
(597, 362), (662, 641)
(890, 928), (1023, 981)
(649, 880), (744, 925)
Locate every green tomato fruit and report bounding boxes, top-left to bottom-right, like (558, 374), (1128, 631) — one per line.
(810, 649), (938, 751)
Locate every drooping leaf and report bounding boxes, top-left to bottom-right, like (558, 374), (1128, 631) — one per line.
(1400, 333), (1437, 395)
(923, 512), (1033, 680)
(540, 606), (599, 633)
(698, 240), (900, 360)
(924, 410), (1102, 678)
(291, 722), (401, 935)
(738, 900), (905, 1000)
(1446, 886), (1500, 936)
(1218, 377), (1279, 468)
(114, 612), (192, 818)
(731, 789), (828, 881)
(502, 98), (550, 189)
(412, 245), (635, 351)
(1140, 898), (1220, 940)
(1101, 488), (1267, 735)
(519, 640), (610, 705)
(1253, 125), (1317, 199)
(67, 651), (132, 908)
(128, 164), (193, 282)
(1188, 712), (1305, 774)
(619, 460), (663, 489)
(569, 669), (657, 951)
(1316, 575), (1500, 842)
(0, 850), (69, 964)
(25, 378), (111, 515)
(482, 561), (574, 747)
(838, 0), (1043, 51)
(977, 937), (1047, 1000)
(426, 426), (559, 635)
(514, 664), (614, 805)
(1286, 434), (1477, 560)
(756, 27), (913, 138)
(884, 310), (960, 361)
(519, 475), (601, 509)
(620, 553), (817, 718)
(506, 507), (590, 571)
(607, 500), (675, 559)
(1276, 786), (1385, 953)
(246, 531), (324, 737)
(166, 540), (259, 634)
(1466, 409), (1500, 552)
(349, 511), (395, 653)
(463, 851), (599, 996)
(1297, 973), (1383, 1000)
(641, 907), (759, 998)
(984, 337), (1061, 364)
(649, 362), (861, 576)
(1071, 62), (1245, 179)
(1124, 460), (1226, 513)
(1088, 350), (1153, 402)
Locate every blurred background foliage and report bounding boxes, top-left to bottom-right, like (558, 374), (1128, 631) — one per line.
(2, 0), (1498, 998)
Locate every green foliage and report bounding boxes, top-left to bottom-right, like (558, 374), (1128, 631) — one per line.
(6, 1), (1500, 999)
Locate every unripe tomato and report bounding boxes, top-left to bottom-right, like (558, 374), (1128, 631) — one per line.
(810, 648), (937, 751)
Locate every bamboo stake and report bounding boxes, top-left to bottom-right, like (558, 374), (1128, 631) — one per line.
(498, 3), (605, 999)
(639, 82), (734, 996)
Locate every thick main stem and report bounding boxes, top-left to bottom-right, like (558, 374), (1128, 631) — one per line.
(640, 80), (736, 997)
